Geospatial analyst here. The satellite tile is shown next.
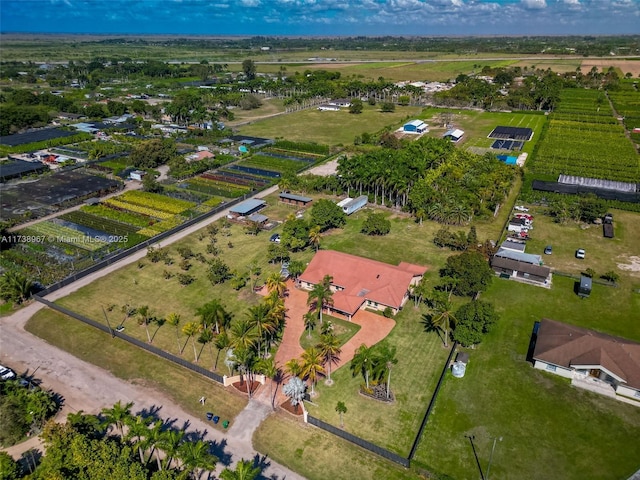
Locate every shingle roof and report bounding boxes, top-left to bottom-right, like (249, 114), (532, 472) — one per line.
(490, 256), (550, 278)
(299, 250), (426, 315)
(533, 319), (640, 389)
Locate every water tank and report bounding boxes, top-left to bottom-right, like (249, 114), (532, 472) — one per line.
(452, 361), (467, 378)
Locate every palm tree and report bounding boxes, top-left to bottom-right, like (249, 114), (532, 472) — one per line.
(214, 331), (231, 370)
(229, 318), (259, 352)
(376, 344), (398, 400)
(424, 300), (457, 348)
(137, 305), (153, 343)
(198, 329), (214, 363)
(285, 358), (302, 378)
(318, 333), (342, 384)
(282, 376), (306, 413)
(196, 299), (229, 334)
(256, 357), (280, 410)
(303, 311), (317, 338)
(146, 420), (164, 471)
(335, 401), (347, 428)
(101, 400), (134, 437)
(125, 414), (152, 464)
(0, 271), (34, 304)
(246, 303), (275, 357)
(177, 439), (217, 479)
(158, 428), (184, 470)
(167, 312), (182, 355)
(182, 321), (201, 362)
(301, 347), (325, 396)
(350, 344), (375, 389)
(308, 226), (322, 251)
(220, 458), (261, 480)
(265, 272), (287, 298)
(307, 275), (334, 324)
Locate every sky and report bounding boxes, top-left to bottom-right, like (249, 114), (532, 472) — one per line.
(1, 0), (639, 36)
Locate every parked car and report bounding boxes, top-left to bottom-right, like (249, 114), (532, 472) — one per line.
(514, 205), (529, 212)
(0, 365), (16, 381)
(576, 248), (586, 259)
(269, 233), (281, 243)
(544, 245), (553, 255)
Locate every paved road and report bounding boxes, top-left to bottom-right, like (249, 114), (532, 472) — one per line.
(0, 185), (305, 479)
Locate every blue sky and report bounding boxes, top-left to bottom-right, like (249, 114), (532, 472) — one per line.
(1, 0), (639, 36)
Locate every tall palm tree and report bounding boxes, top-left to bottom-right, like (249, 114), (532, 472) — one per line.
(158, 428), (184, 470)
(308, 226), (322, 251)
(198, 329), (214, 363)
(146, 419), (164, 471)
(214, 331), (231, 370)
(137, 305), (153, 343)
(182, 321), (201, 362)
(307, 275), (334, 324)
(301, 347), (325, 396)
(100, 400), (134, 437)
(318, 333), (342, 384)
(256, 357), (279, 410)
(425, 300), (457, 348)
(177, 439), (217, 480)
(246, 303), (275, 357)
(234, 346), (257, 397)
(376, 344), (398, 400)
(125, 414), (152, 464)
(265, 272), (287, 298)
(350, 344), (375, 389)
(220, 458), (261, 480)
(303, 311), (317, 339)
(165, 312), (182, 353)
(229, 318), (259, 352)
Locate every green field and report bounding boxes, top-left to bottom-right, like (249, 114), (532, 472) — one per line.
(238, 104), (423, 145)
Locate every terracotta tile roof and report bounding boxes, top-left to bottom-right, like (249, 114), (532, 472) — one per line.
(533, 319), (640, 389)
(299, 250), (427, 315)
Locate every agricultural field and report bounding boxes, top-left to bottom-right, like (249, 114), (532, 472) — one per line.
(183, 173), (254, 197)
(527, 89), (640, 182)
(238, 103), (423, 145)
(609, 87), (640, 148)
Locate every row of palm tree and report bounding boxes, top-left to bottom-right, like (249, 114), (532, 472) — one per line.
(99, 400), (216, 478)
(350, 343), (398, 400)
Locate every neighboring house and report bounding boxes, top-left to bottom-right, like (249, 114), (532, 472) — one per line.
(494, 248), (542, 266)
(443, 128), (464, 142)
(336, 195), (368, 215)
(533, 318), (640, 404)
(491, 256), (552, 287)
(129, 170), (146, 181)
(280, 192), (313, 207)
(298, 250), (427, 319)
(403, 120), (428, 134)
(187, 150), (215, 162)
(500, 240), (526, 253)
(328, 98), (352, 108)
(228, 199), (266, 218)
(317, 104), (341, 111)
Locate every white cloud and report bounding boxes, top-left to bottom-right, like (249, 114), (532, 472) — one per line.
(521, 0), (547, 9)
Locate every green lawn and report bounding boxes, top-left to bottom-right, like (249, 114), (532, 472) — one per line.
(25, 307), (248, 426)
(304, 302), (450, 457)
(412, 276), (640, 480)
(299, 314), (361, 351)
(238, 104), (423, 146)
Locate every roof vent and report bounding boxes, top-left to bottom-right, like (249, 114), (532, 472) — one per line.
(376, 274), (380, 279)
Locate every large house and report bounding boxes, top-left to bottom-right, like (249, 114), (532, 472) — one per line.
(298, 250), (426, 319)
(533, 319), (640, 404)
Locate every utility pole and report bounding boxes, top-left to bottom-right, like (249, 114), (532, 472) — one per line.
(486, 436), (503, 480)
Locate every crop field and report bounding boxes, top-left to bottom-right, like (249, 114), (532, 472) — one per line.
(237, 154), (309, 175)
(24, 220), (108, 252)
(609, 88), (640, 148)
(528, 89), (640, 182)
(238, 103), (423, 145)
(184, 174), (252, 197)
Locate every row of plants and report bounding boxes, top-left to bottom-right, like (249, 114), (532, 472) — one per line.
(24, 221), (108, 252)
(554, 89), (612, 116)
(238, 154), (311, 174)
(80, 204), (153, 228)
(104, 198), (175, 219)
(59, 211), (140, 236)
(185, 175), (251, 198)
(137, 215), (187, 237)
(271, 139), (330, 156)
(117, 190), (196, 215)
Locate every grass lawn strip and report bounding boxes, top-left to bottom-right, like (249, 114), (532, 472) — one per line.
(25, 307), (247, 428)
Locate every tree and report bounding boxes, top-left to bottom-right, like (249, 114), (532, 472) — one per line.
(318, 333), (341, 384)
(361, 212), (391, 235)
(177, 438), (217, 479)
(0, 451), (21, 479)
(266, 243), (290, 264)
(282, 377), (306, 412)
(308, 225), (322, 251)
(182, 322), (201, 362)
(350, 344), (375, 389)
(0, 271), (34, 304)
(284, 358), (302, 378)
(309, 199), (347, 231)
(349, 98), (363, 114)
(440, 251), (493, 297)
(158, 428), (185, 470)
(208, 258), (231, 285)
(424, 298), (457, 348)
(196, 299), (229, 335)
(301, 347), (325, 395)
(246, 303), (275, 357)
(137, 305), (153, 343)
(381, 102), (395, 112)
(265, 272), (287, 298)
(130, 139), (176, 169)
(376, 343), (398, 400)
(164, 313), (182, 353)
(335, 401), (347, 428)
(281, 217), (309, 250)
(288, 260), (305, 281)
(303, 311), (317, 338)
(101, 400), (133, 437)
(242, 59), (256, 80)
(307, 275), (334, 324)
(256, 357), (279, 410)
(220, 458), (261, 480)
